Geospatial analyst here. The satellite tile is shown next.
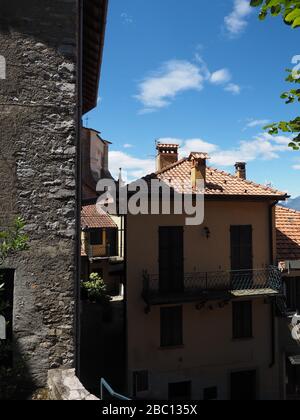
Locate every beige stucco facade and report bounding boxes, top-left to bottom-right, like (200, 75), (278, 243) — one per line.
(126, 200), (281, 400)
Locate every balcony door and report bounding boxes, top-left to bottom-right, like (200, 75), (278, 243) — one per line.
(230, 225), (253, 289)
(159, 227), (184, 294)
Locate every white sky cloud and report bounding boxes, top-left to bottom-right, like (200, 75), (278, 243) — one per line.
(121, 13), (133, 24)
(210, 69), (231, 85)
(136, 57), (241, 112)
(135, 60), (205, 112)
(224, 0), (253, 36)
(224, 83), (241, 95)
(123, 144), (134, 149)
(293, 158), (300, 170)
(244, 119), (271, 129)
(109, 151), (155, 182)
(110, 134), (292, 183)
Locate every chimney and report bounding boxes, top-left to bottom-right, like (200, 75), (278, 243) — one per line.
(235, 162), (246, 180)
(190, 152), (209, 189)
(156, 143), (179, 171)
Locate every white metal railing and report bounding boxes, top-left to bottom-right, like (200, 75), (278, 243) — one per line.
(100, 378), (131, 401)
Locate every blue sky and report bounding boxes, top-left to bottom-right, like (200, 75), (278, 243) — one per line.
(85, 0), (300, 198)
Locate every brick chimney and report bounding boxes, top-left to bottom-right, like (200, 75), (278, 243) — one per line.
(190, 152), (209, 189)
(156, 143), (179, 171)
(235, 162), (246, 180)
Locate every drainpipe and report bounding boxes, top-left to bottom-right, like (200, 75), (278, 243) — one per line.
(269, 201), (278, 368)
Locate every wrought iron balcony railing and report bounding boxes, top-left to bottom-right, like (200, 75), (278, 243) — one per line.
(142, 267), (283, 305)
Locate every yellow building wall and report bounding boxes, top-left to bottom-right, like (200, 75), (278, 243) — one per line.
(126, 200), (280, 400)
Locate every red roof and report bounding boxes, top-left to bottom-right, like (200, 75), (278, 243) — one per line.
(276, 206), (300, 261)
(142, 157), (288, 198)
(81, 204), (117, 229)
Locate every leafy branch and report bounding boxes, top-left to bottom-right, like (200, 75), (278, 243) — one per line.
(264, 70), (300, 149)
(0, 218), (29, 265)
(251, 0), (300, 149)
(250, 0), (300, 27)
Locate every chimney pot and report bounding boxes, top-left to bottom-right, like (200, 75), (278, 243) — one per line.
(156, 143), (179, 171)
(189, 152), (209, 190)
(235, 162), (247, 180)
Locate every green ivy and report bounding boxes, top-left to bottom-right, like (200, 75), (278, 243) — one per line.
(251, 0), (300, 149)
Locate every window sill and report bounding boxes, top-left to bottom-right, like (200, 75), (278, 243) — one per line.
(232, 337), (254, 342)
(159, 345), (184, 351)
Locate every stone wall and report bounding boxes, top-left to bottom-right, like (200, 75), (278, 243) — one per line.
(0, 0), (80, 388)
(48, 369), (99, 400)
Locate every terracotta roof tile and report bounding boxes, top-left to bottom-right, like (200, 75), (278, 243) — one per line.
(81, 204), (117, 229)
(276, 206), (300, 261)
(142, 157), (288, 198)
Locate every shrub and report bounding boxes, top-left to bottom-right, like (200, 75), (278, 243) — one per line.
(81, 273), (110, 304)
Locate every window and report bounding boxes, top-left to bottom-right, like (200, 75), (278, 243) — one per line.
(0, 269), (14, 367)
(160, 306), (183, 347)
(133, 371), (149, 396)
(169, 381), (191, 400)
(230, 225), (253, 271)
(203, 387), (218, 401)
(232, 301), (252, 339)
(89, 228), (103, 245)
(231, 370), (257, 400)
(285, 277), (300, 312)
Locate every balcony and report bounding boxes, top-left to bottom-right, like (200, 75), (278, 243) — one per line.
(142, 267), (283, 306)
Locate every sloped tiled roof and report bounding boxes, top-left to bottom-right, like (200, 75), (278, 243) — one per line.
(81, 204), (117, 229)
(276, 206), (300, 261)
(142, 158), (288, 198)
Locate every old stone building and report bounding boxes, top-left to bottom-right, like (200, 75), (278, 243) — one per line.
(0, 0), (108, 390)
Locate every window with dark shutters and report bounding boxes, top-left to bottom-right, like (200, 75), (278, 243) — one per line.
(159, 227), (184, 294)
(232, 301), (253, 339)
(230, 225), (253, 271)
(89, 228), (103, 245)
(285, 277), (300, 312)
(160, 306), (183, 347)
(133, 370), (149, 395)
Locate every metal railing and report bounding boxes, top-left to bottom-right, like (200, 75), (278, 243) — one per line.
(142, 267), (282, 304)
(100, 378), (131, 401)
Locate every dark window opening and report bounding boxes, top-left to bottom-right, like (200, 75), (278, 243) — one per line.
(159, 227), (184, 294)
(168, 381), (191, 400)
(133, 371), (149, 396)
(231, 370), (257, 401)
(285, 277), (300, 313)
(286, 357), (300, 400)
(0, 269), (14, 367)
(160, 306), (183, 348)
(89, 228), (103, 245)
(230, 225), (253, 271)
(203, 386), (218, 400)
(106, 228), (118, 257)
(232, 301), (253, 339)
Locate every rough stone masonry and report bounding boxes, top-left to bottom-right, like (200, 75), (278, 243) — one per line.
(0, 0), (80, 388)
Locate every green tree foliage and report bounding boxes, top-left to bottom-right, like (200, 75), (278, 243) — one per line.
(81, 272), (110, 304)
(0, 218), (28, 399)
(250, 0), (300, 27)
(251, 0), (300, 149)
(0, 217), (28, 314)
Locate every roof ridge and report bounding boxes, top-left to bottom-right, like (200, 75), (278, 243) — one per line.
(207, 166), (287, 196)
(276, 205), (300, 215)
(154, 157), (188, 175)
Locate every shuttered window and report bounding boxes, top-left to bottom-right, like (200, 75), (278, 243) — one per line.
(232, 301), (253, 339)
(285, 277), (300, 312)
(230, 225), (253, 271)
(89, 228), (103, 245)
(160, 306), (183, 347)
